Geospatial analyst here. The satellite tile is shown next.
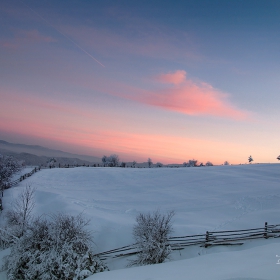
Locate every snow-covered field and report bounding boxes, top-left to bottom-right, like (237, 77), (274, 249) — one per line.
(1, 164), (280, 279)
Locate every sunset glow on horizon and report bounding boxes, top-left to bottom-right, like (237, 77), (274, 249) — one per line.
(1, 1), (280, 165)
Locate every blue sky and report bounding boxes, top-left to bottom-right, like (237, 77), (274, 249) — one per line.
(0, 0), (279, 164)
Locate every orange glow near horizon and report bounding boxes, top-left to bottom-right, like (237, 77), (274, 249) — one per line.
(0, 118), (267, 165)
(0, 82), (275, 165)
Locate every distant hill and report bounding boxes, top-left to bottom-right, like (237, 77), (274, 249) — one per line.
(0, 140), (101, 166)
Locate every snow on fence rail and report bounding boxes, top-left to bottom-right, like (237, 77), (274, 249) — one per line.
(0, 167), (40, 211)
(0, 166), (41, 191)
(94, 222), (280, 260)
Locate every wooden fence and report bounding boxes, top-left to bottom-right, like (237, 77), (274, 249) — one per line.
(1, 164), (94, 194)
(6, 167), (41, 189)
(0, 167), (40, 210)
(94, 222), (280, 260)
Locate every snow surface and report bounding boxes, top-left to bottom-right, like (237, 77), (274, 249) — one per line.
(1, 164), (280, 279)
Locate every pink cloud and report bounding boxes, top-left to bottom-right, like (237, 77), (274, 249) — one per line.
(53, 69), (248, 120)
(111, 72), (248, 120)
(155, 70), (187, 85)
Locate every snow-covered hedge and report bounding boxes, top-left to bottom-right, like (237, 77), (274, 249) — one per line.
(4, 213), (108, 280)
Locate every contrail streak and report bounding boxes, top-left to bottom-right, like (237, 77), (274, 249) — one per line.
(20, 1), (105, 67)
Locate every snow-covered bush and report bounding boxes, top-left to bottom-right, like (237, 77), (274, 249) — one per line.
(183, 160), (198, 167)
(130, 210), (174, 266)
(102, 154), (119, 167)
(47, 157), (56, 168)
(0, 154), (22, 187)
(188, 159), (198, 167)
(4, 213), (108, 280)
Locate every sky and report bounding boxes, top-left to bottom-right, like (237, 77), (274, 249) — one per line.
(0, 0), (280, 165)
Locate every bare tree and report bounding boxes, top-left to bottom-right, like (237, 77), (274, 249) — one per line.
(148, 158), (153, 168)
(6, 185), (35, 237)
(205, 161), (213, 166)
(277, 155), (280, 161)
(130, 210), (174, 266)
(102, 155), (107, 166)
(224, 161), (230, 165)
(132, 161), (137, 168)
(248, 155), (253, 163)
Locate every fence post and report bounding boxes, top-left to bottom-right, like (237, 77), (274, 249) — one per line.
(205, 231), (209, 248)
(264, 222), (268, 239)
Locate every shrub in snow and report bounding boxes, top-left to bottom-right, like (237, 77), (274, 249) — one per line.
(183, 160), (198, 167)
(224, 161), (230, 165)
(188, 159), (198, 167)
(130, 210), (174, 266)
(205, 161), (213, 166)
(0, 154), (22, 187)
(4, 213), (108, 280)
(102, 154), (119, 167)
(248, 155), (253, 163)
(47, 158), (56, 168)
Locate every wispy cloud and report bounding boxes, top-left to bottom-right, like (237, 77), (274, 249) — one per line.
(0, 29), (55, 50)
(155, 70), (187, 85)
(58, 24), (200, 62)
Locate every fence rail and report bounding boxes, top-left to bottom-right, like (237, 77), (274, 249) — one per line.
(8, 167), (40, 189)
(0, 167), (41, 210)
(94, 222), (280, 260)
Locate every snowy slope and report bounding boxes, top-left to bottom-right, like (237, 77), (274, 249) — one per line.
(1, 164), (280, 279)
(89, 241), (280, 280)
